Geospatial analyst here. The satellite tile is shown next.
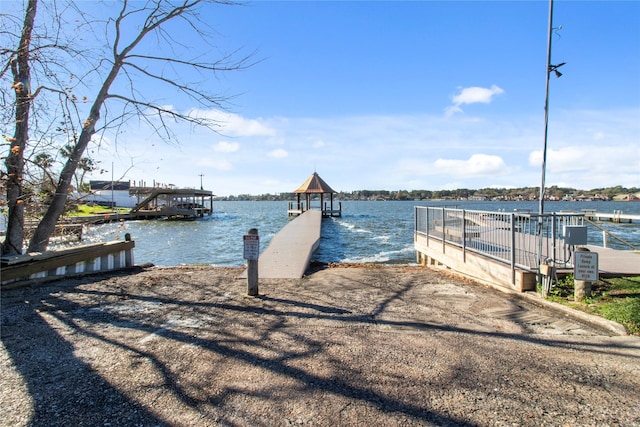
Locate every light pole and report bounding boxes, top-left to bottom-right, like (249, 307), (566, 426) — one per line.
(199, 173), (204, 190)
(539, 0), (565, 218)
(538, 0), (565, 273)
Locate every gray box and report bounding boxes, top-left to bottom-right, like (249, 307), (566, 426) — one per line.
(564, 225), (588, 245)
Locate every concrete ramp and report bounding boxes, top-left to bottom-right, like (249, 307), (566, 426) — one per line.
(240, 210), (322, 279)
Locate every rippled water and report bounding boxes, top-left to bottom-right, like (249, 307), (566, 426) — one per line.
(82, 200), (640, 267)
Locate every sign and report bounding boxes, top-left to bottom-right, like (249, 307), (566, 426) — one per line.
(243, 234), (259, 260)
(574, 251), (598, 282)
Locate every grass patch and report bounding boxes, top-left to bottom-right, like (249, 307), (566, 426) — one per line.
(546, 274), (640, 335)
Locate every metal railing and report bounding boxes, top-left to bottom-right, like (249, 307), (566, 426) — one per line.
(415, 206), (585, 272)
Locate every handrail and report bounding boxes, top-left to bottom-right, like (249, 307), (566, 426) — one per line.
(415, 206), (586, 272)
(585, 218), (638, 250)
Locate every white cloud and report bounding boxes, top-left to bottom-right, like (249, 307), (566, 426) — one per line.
(396, 154), (509, 178)
(213, 141), (240, 153)
(529, 144), (639, 175)
(312, 139), (326, 148)
(187, 108), (276, 137)
(446, 85), (504, 116)
(268, 148), (288, 158)
(434, 154), (508, 176)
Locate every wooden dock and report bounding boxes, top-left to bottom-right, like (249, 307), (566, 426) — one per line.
(241, 210), (322, 279)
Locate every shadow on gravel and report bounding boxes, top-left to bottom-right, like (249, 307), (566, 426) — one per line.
(1, 293), (167, 426)
(2, 270), (638, 426)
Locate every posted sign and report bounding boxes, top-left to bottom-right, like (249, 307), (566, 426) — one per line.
(243, 234), (259, 260)
(574, 251), (598, 282)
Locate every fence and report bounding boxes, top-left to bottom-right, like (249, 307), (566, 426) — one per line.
(1, 238), (135, 289)
(414, 206), (585, 273)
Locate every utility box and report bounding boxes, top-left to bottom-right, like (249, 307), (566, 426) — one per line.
(564, 225), (588, 246)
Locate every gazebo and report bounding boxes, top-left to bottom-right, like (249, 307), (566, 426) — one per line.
(288, 172), (341, 217)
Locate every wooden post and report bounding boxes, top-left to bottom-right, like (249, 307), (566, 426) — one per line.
(244, 228), (259, 296)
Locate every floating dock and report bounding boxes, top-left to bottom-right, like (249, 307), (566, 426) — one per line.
(241, 210), (322, 279)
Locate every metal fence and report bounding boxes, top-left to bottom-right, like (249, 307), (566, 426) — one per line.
(415, 206), (585, 272)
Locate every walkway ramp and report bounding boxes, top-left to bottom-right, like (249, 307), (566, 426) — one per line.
(241, 210), (322, 279)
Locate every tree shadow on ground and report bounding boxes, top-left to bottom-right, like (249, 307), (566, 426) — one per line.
(2, 269), (639, 426)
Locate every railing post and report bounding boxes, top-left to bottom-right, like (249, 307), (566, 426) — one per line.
(425, 207), (429, 244)
(551, 213), (556, 266)
(441, 207), (446, 253)
(462, 209), (466, 262)
(510, 213), (516, 285)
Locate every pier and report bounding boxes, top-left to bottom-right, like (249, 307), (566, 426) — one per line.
(584, 211), (640, 224)
(241, 210), (322, 279)
(242, 172), (341, 279)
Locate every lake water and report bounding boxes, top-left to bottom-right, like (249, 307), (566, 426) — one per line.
(82, 200), (640, 267)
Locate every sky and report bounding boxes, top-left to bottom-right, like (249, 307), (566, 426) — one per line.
(81, 1), (640, 196)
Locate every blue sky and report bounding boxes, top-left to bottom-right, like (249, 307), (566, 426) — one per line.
(85, 1), (639, 196)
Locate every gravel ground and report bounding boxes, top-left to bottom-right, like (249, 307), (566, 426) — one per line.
(1, 264), (639, 427)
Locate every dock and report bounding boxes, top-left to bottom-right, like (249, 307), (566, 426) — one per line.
(130, 187), (213, 220)
(584, 211), (640, 224)
(585, 245), (640, 276)
(241, 210), (322, 279)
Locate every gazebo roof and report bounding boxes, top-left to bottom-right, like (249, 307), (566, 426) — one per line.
(294, 172), (335, 194)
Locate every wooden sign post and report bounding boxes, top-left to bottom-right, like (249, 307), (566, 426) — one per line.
(244, 228), (259, 296)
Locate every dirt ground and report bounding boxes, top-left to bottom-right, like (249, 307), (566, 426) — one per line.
(1, 264), (639, 426)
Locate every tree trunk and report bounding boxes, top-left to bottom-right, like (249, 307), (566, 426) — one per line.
(2, 0), (37, 255)
(27, 59), (122, 253)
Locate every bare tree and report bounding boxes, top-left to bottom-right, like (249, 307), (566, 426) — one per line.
(2, 0), (253, 254)
(1, 0), (37, 255)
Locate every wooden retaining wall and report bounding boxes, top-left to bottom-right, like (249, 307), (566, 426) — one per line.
(1, 238), (135, 289)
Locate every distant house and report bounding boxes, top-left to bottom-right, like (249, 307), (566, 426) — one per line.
(613, 193), (640, 202)
(84, 180), (138, 208)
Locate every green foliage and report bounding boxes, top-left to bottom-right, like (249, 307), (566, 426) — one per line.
(215, 186), (639, 201)
(66, 204), (129, 216)
(544, 275), (640, 335)
(548, 273), (575, 299)
(597, 298), (640, 335)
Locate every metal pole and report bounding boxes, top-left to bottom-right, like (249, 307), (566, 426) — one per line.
(538, 0), (555, 277)
(539, 0), (554, 218)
